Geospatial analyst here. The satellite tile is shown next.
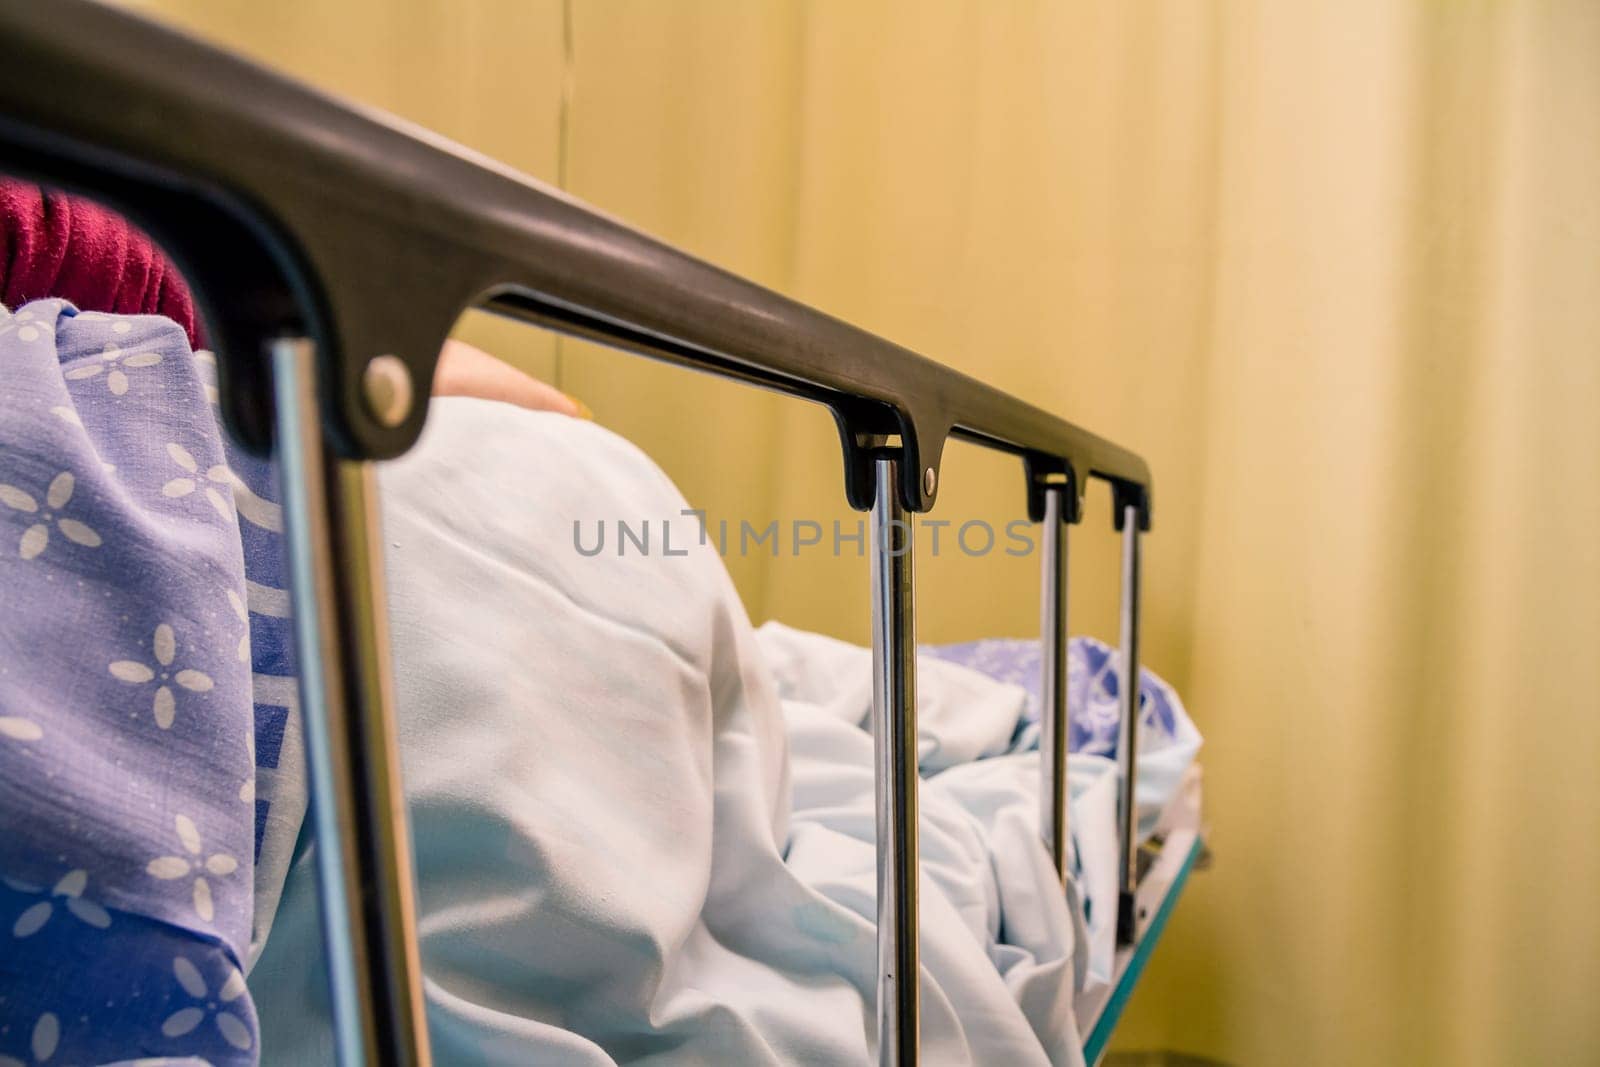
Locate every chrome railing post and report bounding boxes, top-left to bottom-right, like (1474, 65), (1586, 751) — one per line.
(1115, 504), (1143, 945)
(271, 338), (431, 1065)
(1039, 486), (1071, 886)
(871, 456), (919, 1066)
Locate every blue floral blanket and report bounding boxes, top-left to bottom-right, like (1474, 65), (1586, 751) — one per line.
(0, 299), (289, 1065)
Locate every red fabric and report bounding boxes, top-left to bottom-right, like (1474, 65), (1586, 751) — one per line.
(0, 179), (203, 348)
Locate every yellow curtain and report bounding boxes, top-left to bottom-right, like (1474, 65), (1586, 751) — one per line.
(114, 2), (1600, 1063)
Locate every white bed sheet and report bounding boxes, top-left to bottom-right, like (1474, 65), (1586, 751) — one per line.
(754, 623), (1189, 991)
(248, 401), (1194, 1065)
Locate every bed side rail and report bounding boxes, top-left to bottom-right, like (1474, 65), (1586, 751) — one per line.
(0, 2), (1154, 1064)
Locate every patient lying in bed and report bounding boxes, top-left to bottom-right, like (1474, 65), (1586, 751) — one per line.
(249, 396), (1088, 1065)
(0, 227), (1195, 1065)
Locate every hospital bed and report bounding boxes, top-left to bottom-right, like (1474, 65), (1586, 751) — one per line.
(0, 2), (1201, 1063)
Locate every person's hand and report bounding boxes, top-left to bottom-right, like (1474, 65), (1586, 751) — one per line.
(433, 338), (590, 418)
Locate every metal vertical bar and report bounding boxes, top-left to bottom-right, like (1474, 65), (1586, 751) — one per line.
(871, 456), (919, 1066)
(1115, 504), (1143, 946)
(271, 337), (431, 1066)
(1039, 487), (1070, 886)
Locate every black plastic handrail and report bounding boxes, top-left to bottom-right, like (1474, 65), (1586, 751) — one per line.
(0, 0), (1149, 526)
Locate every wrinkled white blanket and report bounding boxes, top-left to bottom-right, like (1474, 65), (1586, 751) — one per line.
(250, 399), (1110, 1065)
(754, 623), (1138, 993)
